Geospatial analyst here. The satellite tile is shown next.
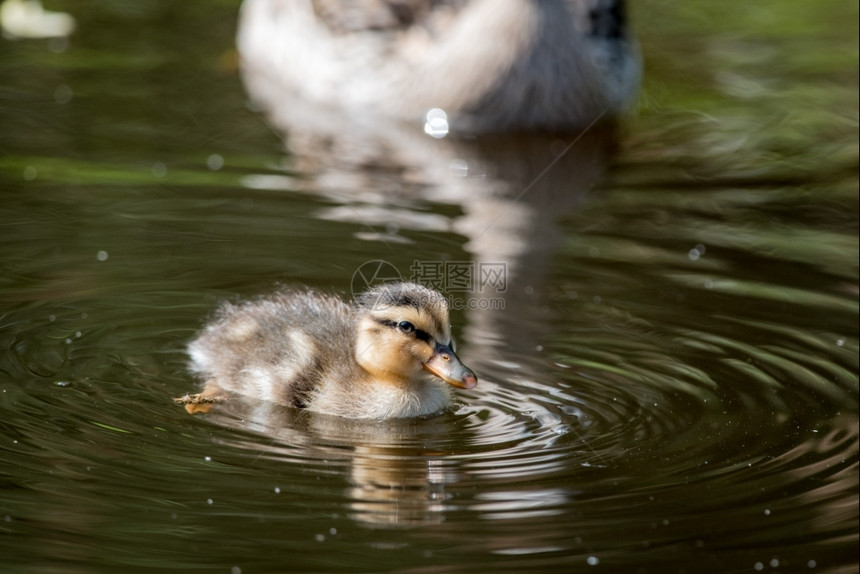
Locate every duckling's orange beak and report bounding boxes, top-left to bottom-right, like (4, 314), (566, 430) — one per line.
(423, 343), (477, 389)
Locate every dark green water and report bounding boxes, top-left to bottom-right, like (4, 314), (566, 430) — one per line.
(1, 1), (857, 573)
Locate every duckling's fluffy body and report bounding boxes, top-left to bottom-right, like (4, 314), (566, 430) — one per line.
(185, 283), (476, 419)
(238, 0), (640, 132)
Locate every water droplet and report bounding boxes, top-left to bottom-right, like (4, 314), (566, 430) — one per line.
(586, 556), (599, 566)
(54, 84), (73, 104)
(274, 487), (281, 494)
(151, 162), (167, 178)
(206, 498), (213, 505)
(207, 154), (224, 171)
(424, 108), (449, 139)
(23, 165), (37, 181)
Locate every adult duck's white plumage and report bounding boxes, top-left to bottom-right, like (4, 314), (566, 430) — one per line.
(237, 0), (640, 132)
(177, 282), (477, 419)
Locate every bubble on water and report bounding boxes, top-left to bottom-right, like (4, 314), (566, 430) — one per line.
(151, 162), (167, 178)
(274, 487), (281, 494)
(206, 498), (213, 505)
(207, 153), (224, 171)
(23, 166), (38, 181)
(314, 533), (325, 542)
(424, 108), (449, 138)
(586, 556), (599, 566)
(54, 84), (73, 104)
(754, 563), (764, 571)
(231, 567), (242, 574)
(807, 560), (817, 568)
(688, 243), (706, 261)
(96, 250), (109, 261)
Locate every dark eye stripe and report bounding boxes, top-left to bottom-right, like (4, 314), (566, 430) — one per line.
(414, 329), (431, 342)
(372, 317), (432, 342)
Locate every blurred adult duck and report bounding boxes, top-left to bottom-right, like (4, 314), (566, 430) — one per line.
(176, 282), (477, 419)
(237, 0), (640, 132)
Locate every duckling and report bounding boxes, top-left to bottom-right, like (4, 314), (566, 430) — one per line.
(237, 0), (641, 132)
(176, 282), (477, 419)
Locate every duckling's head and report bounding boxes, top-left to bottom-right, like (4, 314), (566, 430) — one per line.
(354, 282), (477, 390)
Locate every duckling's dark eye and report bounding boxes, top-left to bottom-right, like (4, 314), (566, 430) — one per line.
(397, 321), (415, 333)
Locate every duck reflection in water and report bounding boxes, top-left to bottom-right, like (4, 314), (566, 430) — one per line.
(184, 0), (640, 528)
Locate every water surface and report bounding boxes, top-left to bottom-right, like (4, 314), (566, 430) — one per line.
(1, 1), (857, 573)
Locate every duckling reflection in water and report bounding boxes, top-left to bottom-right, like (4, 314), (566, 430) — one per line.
(175, 283), (477, 419)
